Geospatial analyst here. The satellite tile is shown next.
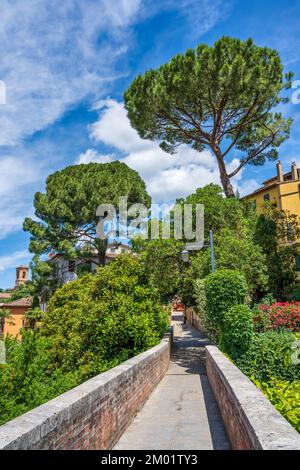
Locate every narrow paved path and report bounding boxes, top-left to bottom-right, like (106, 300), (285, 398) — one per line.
(114, 312), (230, 450)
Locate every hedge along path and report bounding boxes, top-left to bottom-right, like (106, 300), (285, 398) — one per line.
(114, 311), (230, 450)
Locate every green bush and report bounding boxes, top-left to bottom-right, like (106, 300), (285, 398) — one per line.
(0, 255), (169, 425)
(254, 378), (300, 433)
(236, 330), (300, 382)
(204, 269), (248, 330)
(42, 255), (169, 377)
(220, 305), (253, 359)
(194, 279), (218, 342)
(0, 332), (79, 425)
(287, 286), (300, 302)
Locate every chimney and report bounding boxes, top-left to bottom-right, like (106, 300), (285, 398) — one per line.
(291, 162), (298, 181)
(276, 161), (283, 182)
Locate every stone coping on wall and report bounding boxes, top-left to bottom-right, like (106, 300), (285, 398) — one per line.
(0, 330), (172, 450)
(206, 345), (300, 450)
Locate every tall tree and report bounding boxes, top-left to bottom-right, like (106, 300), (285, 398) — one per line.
(24, 162), (150, 266)
(124, 37), (293, 197)
(254, 203), (300, 299)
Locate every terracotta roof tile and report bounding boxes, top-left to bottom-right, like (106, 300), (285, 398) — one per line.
(0, 293), (12, 299)
(3, 296), (33, 308)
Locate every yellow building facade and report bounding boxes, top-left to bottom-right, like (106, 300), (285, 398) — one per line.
(242, 161), (300, 217)
(242, 161), (300, 272)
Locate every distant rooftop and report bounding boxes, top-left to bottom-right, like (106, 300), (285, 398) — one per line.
(3, 297), (33, 308)
(242, 161), (300, 199)
(0, 293), (12, 299)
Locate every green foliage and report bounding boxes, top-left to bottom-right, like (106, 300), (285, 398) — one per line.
(254, 203), (300, 299)
(204, 269), (248, 329)
(41, 255), (169, 378)
(24, 307), (44, 330)
(0, 332), (79, 425)
(125, 37), (292, 196)
(220, 304), (253, 359)
(176, 184), (244, 238)
(23, 162), (150, 278)
(214, 229), (268, 299)
(194, 279), (218, 342)
(176, 185), (268, 300)
(76, 262), (93, 278)
(0, 308), (12, 338)
(235, 331), (300, 382)
(254, 378), (300, 432)
(288, 286), (300, 302)
(138, 238), (184, 303)
(0, 284), (32, 303)
(0, 255), (168, 425)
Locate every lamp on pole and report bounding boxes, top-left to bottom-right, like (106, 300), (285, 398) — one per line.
(209, 229), (215, 273)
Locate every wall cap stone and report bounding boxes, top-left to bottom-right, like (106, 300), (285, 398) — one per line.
(206, 345), (300, 450)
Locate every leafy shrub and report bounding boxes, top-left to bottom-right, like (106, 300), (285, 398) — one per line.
(253, 302), (300, 333)
(42, 255), (169, 377)
(204, 269), (248, 330)
(139, 238), (184, 303)
(0, 332), (79, 425)
(220, 305), (253, 359)
(254, 378), (300, 433)
(287, 286), (300, 302)
(236, 331), (300, 382)
(194, 279), (218, 342)
(0, 255), (169, 425)
(214, 228), (268, 300)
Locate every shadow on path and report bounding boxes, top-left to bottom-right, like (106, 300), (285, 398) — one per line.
(171, 313), (230, 450)
(114, 312), (230, 450)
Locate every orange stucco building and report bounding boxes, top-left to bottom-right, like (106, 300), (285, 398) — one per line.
(0, 266), (31, 338)
(1, 297), (32, 337)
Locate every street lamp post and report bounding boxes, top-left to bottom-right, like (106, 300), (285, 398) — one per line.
(209, 229), (215, 273)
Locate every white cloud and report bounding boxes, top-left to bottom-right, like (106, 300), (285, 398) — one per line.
(237, 179), (260, 197)
(141, 0), (232, 39)
(0, 157), (39, 196)
(0, 199), (35, 241)
(0, 157), (40, 238)
(171, 0), (232, 38)
(0, 250), (30, 272)
(0, 0), (142, 239)
(85, 99), (249, 201)
(0, 0), (232, 279)
(90, 99), (153, 153)
(0, 0), (142, 146)
(76, 149), (115, 165)
(0, 0), (231, 147)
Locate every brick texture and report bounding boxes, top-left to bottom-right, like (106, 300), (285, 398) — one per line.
(185, 307), (205, 333)
(206, 345), (300, 450)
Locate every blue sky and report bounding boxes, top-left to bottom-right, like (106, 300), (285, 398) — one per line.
(0, 0), (299, 288)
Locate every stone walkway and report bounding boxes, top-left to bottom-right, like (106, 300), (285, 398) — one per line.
(114, 312), (230, 450)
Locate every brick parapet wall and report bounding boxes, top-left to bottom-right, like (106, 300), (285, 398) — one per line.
(206, 345), (300, 450)
(0, 331), (172, 450)
(185, 306), (205, 333)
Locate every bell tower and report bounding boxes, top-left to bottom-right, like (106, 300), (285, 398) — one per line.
(15, 266), (29, 288)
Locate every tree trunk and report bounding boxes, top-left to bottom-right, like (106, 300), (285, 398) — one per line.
(98, 250), (106, 266)
(212, 147), (235, 198)
(95, 238), (108, 266)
